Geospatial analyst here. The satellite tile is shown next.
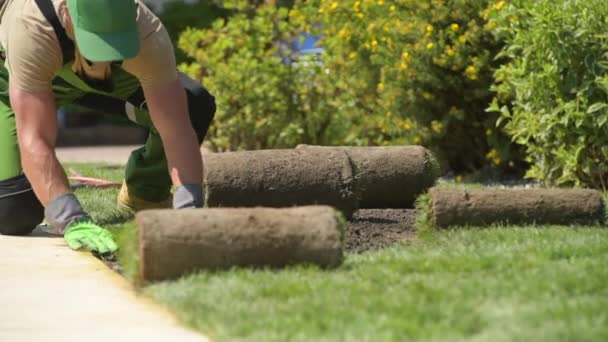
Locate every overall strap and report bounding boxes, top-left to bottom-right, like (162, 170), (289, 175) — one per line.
(33, 0), (74, 64)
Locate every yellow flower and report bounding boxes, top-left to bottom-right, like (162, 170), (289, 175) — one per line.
(431, 120), (443, 133)
(357, 12), (364, 18)
(386, 111), (392, 118)
(377, 0), (385, 5)
(389, 5), (396, 12)
(377, 82), (385, 91)
(353, 1), (360, 10)
(482, 9), (489, 20)
(450, 23), (459, 32)
(348, 51), (358, 59)
(426, 24), (434, 33)
(330, 2), (338, 11)
(426, 42), (434, 49)
(371, 39), (378, 47)
(466, 65), (477, 74)
(399, 61), (409, 70)
(414, 136), (422, 143)
(338, 27), (351, 39)
(458, 35), (467, 44)
(493, 0), (505, 10)
(446, 47), (456, 56)
(402, 119), (412, 130)
(486, 149), (498, 159)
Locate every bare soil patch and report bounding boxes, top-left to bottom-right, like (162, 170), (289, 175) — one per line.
(345, 209), (417, 253)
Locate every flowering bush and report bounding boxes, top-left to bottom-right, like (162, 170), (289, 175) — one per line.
(292, 0), (524, 173)
(178, 0), (526, 174)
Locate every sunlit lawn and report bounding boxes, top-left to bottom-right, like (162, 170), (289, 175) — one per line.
(69, 163), (608, 342)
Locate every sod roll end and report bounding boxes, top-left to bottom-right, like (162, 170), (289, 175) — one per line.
(137, 206), (345, 282)
(428, 187), (605, 228)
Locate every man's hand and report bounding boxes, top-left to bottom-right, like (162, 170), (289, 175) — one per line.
(64, 221), (118, 255)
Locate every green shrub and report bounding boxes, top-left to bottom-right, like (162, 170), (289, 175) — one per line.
(178, 5), (354, 150)
(488, 0), (608, 189)
(156, 1), (231, 64)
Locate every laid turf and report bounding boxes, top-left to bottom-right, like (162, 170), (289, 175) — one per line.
(67, 163), (608, 342)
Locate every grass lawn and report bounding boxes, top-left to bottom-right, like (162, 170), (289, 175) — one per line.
(68, 163), (608, 342)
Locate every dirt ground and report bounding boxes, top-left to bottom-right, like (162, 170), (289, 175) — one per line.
(345, 209), (416, 253)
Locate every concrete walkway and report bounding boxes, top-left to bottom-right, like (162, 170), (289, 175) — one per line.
(57, 145), (212, 164)
(56, 145), (137, 164)
(0, 229), (208, 342)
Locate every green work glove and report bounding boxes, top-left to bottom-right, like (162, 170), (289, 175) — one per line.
(64, 221), (118, 255)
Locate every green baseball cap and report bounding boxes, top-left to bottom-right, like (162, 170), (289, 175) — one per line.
(66, 0), (140, 62)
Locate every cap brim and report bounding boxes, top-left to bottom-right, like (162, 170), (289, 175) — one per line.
(74, 28), (140, 62)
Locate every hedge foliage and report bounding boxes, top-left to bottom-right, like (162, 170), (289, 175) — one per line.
(488, 0), (608, 189)
(294, 0), (529, 174)
(178, 0), (524, 174)
(179, 6), (358, 150)
(175, 0), (608, 186)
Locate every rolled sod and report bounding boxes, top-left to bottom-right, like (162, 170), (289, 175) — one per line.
(137, 206), (345, 282)
(427, 187), (605, 228)
(296, 145), (439, 208)
(203, 149), (358, 216)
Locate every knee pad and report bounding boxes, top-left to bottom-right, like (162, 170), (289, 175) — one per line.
(0, 175), (44, 236)
(178, 72), (217, 143)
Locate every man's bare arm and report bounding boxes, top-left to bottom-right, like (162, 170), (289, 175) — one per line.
(143, 79), (202, 187)
(9, 84), (70, 205)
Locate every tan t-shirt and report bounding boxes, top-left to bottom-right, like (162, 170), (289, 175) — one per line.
(0, 0), (177, 92)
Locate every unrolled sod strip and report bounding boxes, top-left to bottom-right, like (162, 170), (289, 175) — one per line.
(137, 206), (345, 282)
(428, 187), (605, 227)
(203, 149), (358, 216)
(296, 145), (439, 208)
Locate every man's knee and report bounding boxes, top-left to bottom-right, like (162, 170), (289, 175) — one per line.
(0, 175), (44, 236)
(178, 72), (216, 143)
